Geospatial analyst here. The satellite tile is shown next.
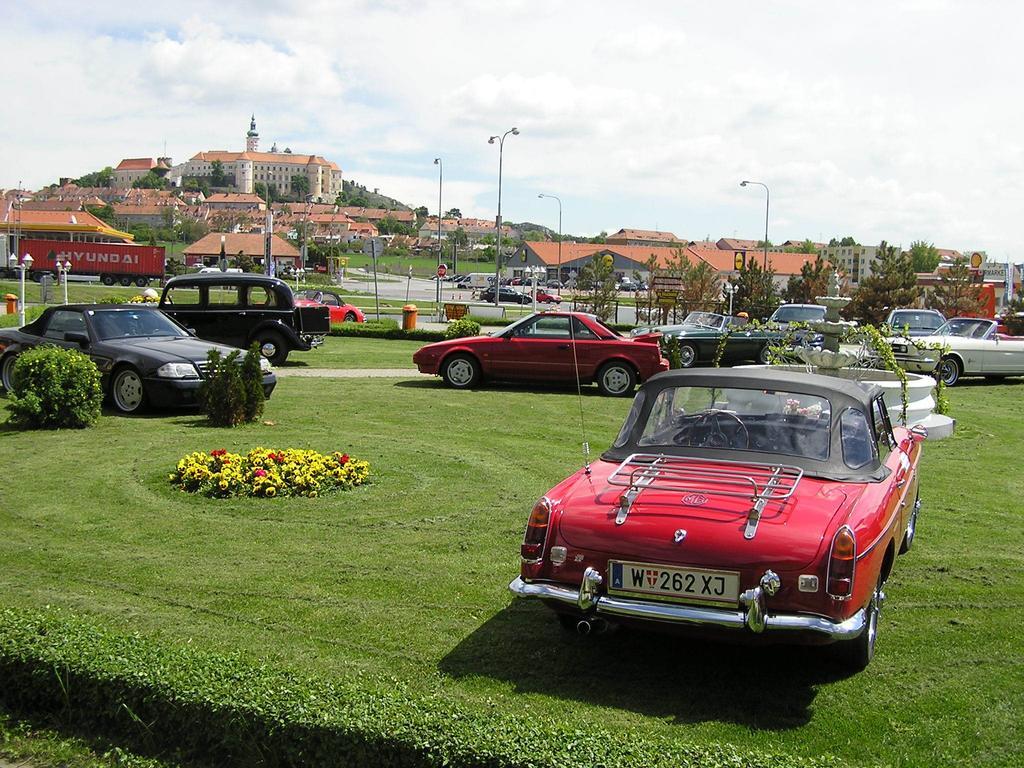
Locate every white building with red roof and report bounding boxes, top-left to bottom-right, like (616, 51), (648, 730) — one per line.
(113, 157), (171, 187)
(168, 116), (343, 200)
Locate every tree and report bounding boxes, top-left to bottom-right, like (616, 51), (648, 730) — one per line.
(85, 204), (116, 225)
(210, 160), (228, 188)
(450, 227), (469, 248)
(444, 208), (462, 218)
(828, 236), (859, 247)
(667, 249), (719, 312)
(575, 253), (619, 321)
(844, 241), (920, 325)
(927, 257), (985, 317)
(784, 255), (833, 304)
(131, 171), (167, 189)
(414, 206), (429, 219)
(908, 240), (941, 273)
(733, 259), (780, 319)
(290, 175), (310, 196)
(74, 167), (114, 187)
(785, 239), (819, 254)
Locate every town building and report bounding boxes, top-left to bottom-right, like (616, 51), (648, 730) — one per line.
(113, 158), (171, 187)
(605, 228), (685, 247)
(1, 208), (134, 262)
(205, 193), (267, 211)
(167, 116), (343, 200)
(182, 232), (299, 270)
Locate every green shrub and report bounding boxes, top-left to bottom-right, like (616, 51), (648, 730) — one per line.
(330, 322), (446, 342)
(465, 314), (509, 327)
(98, 295), (125, 304)
(0, 607), (833, 768)
(197, 345), (264, 427)
(444, 317), (481, 339)
(6, 346), (102, 429)
(1003, 297), (1024, 335)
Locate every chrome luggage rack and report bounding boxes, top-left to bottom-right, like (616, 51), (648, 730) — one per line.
(607, 453), (803, 539)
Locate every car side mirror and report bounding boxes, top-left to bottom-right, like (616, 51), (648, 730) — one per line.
(64, 331), (89, 347)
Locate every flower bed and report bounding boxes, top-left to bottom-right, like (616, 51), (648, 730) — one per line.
(171, 447), (369, 498)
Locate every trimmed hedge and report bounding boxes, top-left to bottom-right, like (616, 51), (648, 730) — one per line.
(330, 321), (446, 342)
(0, 607), (835, 768)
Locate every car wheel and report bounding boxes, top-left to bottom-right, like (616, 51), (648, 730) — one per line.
(135, 277), (148, 287)
(441, 354), (480, 389)
(597, 361), (637, 396)
(937, 356), (961, 386)
(101, 275), (115, 286)
(0, 353), (19, 393)
(256, 330), (288, 365)
(344, 311), (358, 322)
(678, 343), (697, 368)
(757, 344), (773, 365)
(899, 489), (921, 554)
(119, 276), (133, 287)
(836, 575), (883, 672)
(110, 366), (147, 414)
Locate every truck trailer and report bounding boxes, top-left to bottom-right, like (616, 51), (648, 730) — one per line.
(2, 239), (166, 286)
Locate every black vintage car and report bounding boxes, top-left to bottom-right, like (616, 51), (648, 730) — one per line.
(159, 274), (330, 364)
(0, 305), (276, 414)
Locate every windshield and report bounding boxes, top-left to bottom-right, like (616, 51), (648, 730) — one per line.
(683, 312), (724, 329)
(935, 318), (993, 338)
(635, 385), (832, 460)
(89, 309), (186, 340)
(771, 305), (826, 323)
(890, 311), (943, 330)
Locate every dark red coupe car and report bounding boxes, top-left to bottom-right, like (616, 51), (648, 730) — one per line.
(413, 311), (668, 396)
(509, 367), (925, 670)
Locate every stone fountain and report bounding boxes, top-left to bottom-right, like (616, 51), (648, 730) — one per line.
(753, 273), (955, 439)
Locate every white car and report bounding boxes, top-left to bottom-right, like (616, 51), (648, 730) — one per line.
(891, 317), (1024, 386)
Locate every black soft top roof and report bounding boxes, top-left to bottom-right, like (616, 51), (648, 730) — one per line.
(602, 367), (889, 482)
(164, 273), (292, 291)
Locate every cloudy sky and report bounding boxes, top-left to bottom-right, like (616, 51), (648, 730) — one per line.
(2, 1), (1021, 258)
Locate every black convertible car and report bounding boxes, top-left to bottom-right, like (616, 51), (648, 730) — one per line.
(0, 305), (276, 414)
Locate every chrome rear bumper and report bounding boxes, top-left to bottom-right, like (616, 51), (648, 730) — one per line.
(509, 575), (865, 639)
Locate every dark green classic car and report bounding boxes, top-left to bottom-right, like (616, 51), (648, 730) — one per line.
(630, 311), (815, 368)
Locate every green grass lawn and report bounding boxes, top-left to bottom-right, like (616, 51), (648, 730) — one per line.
(285, 336), (423, 369)
(0, 377), (1021, 766)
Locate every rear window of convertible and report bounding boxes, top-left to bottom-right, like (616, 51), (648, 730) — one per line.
(632, 385), (832, 461)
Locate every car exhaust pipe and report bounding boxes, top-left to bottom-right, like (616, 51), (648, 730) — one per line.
(576, 619), (593, 636)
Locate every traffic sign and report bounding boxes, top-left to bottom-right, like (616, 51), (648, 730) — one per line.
(437, 263), (448, 278)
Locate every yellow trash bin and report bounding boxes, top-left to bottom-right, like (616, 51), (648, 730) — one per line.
(402, 304), (418, 330)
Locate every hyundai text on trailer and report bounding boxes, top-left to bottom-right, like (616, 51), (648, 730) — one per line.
(509, 367), (925, 670)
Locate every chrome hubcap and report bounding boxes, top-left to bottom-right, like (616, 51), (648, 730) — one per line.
(261, 341), (277, 358)
(603, 367), (629, 393)
(115, 372), (143, 410)
(448, 360), (473, 385)
(679, 346), (695, 366)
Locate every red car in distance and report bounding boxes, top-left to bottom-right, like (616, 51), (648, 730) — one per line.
(509, 367), (925, 670)
(413, 311), (667, 396)
(295, 289), (365, 323)
(536, 289), (562, 304)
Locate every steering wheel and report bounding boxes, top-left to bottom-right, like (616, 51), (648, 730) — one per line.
(691, 410), (750, 449)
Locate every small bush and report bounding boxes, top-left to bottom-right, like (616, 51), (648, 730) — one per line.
(444, 317), (481, 339)
(329, 322), (446, 342)
(198, 345), (264, 427)
(98, 295), (126, 304)
(6, 346), (102, 429)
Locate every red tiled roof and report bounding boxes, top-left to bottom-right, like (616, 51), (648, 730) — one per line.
(190, 151), (341, 169)
(1, 209), (111, 228)
(116, 157), (158, 171)
(20, 200), (83, 211)
(205, 193), (266, 205)
(183, 233), (299, 258)
(606, 228), (684, 243)
(717, 238), (761, 251)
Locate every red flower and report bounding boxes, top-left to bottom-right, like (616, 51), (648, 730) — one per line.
(210, 449), (227, 457)
(254, 468), (267, 478)
(338, 453), (349, 465)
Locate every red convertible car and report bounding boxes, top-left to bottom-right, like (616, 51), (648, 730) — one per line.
(413, 311), (668, 396)
(296, 289), (365, 323)
(509, 367), (925, 669)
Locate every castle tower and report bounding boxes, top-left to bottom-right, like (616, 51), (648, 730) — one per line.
(246, 114), (259, 152)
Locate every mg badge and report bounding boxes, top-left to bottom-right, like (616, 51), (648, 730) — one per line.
(673, 529), (687, 544)
(682, 493), (708, 506)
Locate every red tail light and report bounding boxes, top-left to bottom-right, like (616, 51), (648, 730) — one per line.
(521, 497), (552, 562)
(826, 526), (856, 599)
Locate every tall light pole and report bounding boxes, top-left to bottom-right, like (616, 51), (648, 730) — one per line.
(740, 180), (770, 269)
(9, 253), (32, 326)
(538, 193), (562, 285)
(489, 127), (519, 306)
(56, 260), (72, 305)
(434, 157), (443, 320)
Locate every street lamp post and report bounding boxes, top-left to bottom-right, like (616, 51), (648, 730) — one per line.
(740, 180), (770, 269)
(537, 193), (562, 285)
(488, 127), (519, 306)
(56, 260), (72, 305)
(722, 281), (737, 315)
(8, 253), (32, 326)
(434, 157), (443, 320)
